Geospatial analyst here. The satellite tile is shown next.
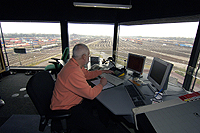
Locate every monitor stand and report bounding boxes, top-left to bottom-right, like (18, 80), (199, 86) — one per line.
(148, 76), (169, 93)
(162, 76), (169, 92)
(129, 72), (143, 86)
(131, 72), (141, 78)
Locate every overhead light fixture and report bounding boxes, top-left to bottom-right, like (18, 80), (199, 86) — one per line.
(73, 2), (132, 9)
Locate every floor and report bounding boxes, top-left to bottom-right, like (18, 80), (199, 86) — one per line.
(0, 72), (134, 133)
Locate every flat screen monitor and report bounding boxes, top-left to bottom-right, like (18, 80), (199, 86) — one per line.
(126, 53), (146, 77)
(147, 57), (173, 92)
(90, 56), (99, 66)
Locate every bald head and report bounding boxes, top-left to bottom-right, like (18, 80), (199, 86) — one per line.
(72, 44), (89, 60)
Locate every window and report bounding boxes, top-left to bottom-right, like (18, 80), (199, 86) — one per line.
(191, 55), (200, 92)
(117, 22), (199, 91)
(0, 22), (61, 67)
(68, 23), (114, 68)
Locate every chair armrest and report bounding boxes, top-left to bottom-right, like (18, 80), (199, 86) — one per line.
(48, 61), (59, 65)
(48, 61), (60, 72)
(58, 60), (65, 66)
(51, 58), (60, 61)
(48, 110), (71, 119)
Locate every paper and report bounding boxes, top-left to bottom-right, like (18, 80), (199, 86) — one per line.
(91, 79), (114, 90)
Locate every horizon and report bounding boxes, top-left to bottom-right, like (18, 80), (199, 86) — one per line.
(2, 32), (196, 39)
(0, 22), (199, 38)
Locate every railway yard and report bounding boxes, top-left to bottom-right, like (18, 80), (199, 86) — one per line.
(2, 36), (200, 91)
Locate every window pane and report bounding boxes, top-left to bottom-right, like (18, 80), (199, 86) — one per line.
(68, 23), (114, 68)
(117, 22), (199, 91)
(191, 55), (200, 92)
(1, 22), (61, 67)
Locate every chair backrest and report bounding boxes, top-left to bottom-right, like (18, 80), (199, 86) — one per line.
(61, 47), (69, 63)
(26, 71), (55, 116)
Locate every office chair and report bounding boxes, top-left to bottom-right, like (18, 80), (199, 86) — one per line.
(26, 71), (71, 132)
(45, 47), (69, 78)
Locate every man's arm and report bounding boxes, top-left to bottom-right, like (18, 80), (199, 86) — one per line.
(83, 67), (114, 80)
(68, 72), (103, 100)
(101, 70), (114, 74)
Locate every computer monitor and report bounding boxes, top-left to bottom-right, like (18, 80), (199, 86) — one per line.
(147, 57), (173, 92)
(90, 56), (99, 66)
(126, 53), (146, 77)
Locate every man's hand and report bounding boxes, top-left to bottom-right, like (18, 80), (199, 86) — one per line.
(100, 77), (107, 86)
(101, 70), (114, 74)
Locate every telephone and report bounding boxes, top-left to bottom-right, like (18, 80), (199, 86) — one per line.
(109, 67), (127, 77)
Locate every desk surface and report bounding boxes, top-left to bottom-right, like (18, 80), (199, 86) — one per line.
(96, 72), (187, 123)
(97, 84), (134, 115)
(137, 100), (200, 133)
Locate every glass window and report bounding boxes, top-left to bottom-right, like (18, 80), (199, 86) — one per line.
(191, 55), (200, 92)
(0, 22), (61, 67)
(68, 23), (114, 68)
(117, 22), (199, 91)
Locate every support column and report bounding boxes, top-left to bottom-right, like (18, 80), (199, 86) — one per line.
(112, 22), (119, 62)
(183, 22), (200, 91)
(60, 20), (69, 57)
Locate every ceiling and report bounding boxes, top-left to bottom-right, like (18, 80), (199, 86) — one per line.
(0, 0), (200, 25)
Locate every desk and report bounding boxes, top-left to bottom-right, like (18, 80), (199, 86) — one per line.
(95, 72), (188, 124)
(136, 99), (200, 133)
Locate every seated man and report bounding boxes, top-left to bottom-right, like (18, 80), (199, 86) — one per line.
(50, 44), (113, 132)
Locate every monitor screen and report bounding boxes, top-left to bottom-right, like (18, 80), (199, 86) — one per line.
(147, 57), (173, 92)
(126, 53), (146, 77)
(90, 56), (99, 66)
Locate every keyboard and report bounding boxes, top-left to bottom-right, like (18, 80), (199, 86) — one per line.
(125, 84), (145, 107)
(100, 73), (124, 86)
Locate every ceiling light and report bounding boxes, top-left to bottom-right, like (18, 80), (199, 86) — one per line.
(73, 2), (132, 9)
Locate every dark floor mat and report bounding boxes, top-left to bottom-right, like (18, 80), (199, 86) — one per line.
(0, 114), (51, 133)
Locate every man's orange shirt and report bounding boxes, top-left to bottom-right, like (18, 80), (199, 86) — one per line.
(50, 58), (103, 110)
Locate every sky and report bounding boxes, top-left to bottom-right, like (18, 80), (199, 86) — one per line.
(0, 21), (199, 38)
(120, 22), (199, 38)
(0, 22), (61, 34)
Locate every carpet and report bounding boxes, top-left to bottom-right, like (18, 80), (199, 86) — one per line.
(0, 114), (51, 133)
